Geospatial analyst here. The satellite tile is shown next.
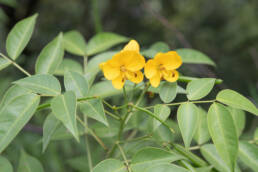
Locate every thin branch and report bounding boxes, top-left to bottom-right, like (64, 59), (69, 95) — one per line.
(117, 143), (132, 172)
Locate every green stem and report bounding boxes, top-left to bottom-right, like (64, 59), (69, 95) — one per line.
(77, 116), (108, 150)
(145, 99), (216, 109)
(125, 82), (150, 124)
(84, 115), (93, 172)
(37, 96), (97, 111)
(91, 0), (102, 33)
(130, 104), (175, 133)
(104, 110), (120, 120)
(117, 143), (132, 172)
(0, 53), (31, 76)
(83, 55), (88, 74)
(119, 134), (152, 144)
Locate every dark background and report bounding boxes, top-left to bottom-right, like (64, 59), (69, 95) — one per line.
(0, 0), (257, 171)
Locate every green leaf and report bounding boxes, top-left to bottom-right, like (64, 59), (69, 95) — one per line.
(193, 107), (210, 145)
(254, 128), (258, 141)
(195, 166), (213, 172)
(35, 33), (64, 74)
(63, 30), (87, 56)
(0, 58), (11, 71)
(200, 144), (233, 172)
(144, 164), (189, 172)
(42, 113), (61, 153)
(64, 71), (89, 98)
(86, 32), (129, 56)
(228, 107), (246, 137)
(159, 82), (177, 103)
(80, 98), (108, 126)
(238, 141), (258, 172)
(18, 150), (44, 172)
(207, 103), (238, 171)
(141, 41), (170, 58)
(177, 102), (199, 148)
(6, 14), (37, 60)
(51, 91), (79, 141)
(54, 58), (83, 76)
(172, 144), (208, 167)
(0, 93), (40, 153)
(92, 159), (127, 172)
(153, 104), (171, 131)
(13, 74), (61, 96)
(0, 85), (30, 108)
(0, 156), (13, 172)
(216, 89), (258, 116)
(176, 48), (216, 66)
(131, 147), (185, 172)
(186, 78), (215, 100)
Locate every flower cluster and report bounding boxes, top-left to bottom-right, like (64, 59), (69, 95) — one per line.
(100, 40), (182, 89)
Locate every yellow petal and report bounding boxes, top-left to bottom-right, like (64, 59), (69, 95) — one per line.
(101, 61), (120, 80)
(162, 70), (179, 82)
(125, 71), (144, 84)
(99, 62), (106, 70)
(144, 59), (158, 78)
(149, 73), (161, 88)
(112, 74), (125, 89)
(122, 40), (140, 52)
(113, 51), (145, 72)
(155, 51), (182, 70)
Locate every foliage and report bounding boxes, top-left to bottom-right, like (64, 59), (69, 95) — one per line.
(0, 13), (257, 172)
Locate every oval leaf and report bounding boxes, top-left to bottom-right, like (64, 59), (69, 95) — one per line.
(51, 91), (79, 141)
(35, 33), (64, 74)
(55, 58), (83, 76)
(64, 71), (88, 98)
(144, 164), (189, 172)
(6, 14), (37, 60)
(207, 103), (238, 171)
(0, 156), (13, 172)
(86, 32), (128, 56)
(201, 144), (233, 172)
(228, 107), (246, 137)
(216, 89), (258, 116)
(159, 82), (177, 103)
(13, 74), (61, 96)
(141, 41), (170, 58)
(80, 98), (108, 126)
(238, 141), (258, 172)
(176, 48), (215, 66)
(193, 107), (210, 145)
(18, 150), (44, 172)
(131, 147), (185, 172)
(42, 113), (61, 153)
(93, 159), (127, 172)
(186, 78), (215, 100)
(63, 30), (87, 56)
(177, 102), (199, 148)
(153, 104), (171, 131)
(0, 93), (40, 153)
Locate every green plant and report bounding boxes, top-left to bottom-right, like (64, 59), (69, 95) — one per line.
(0, 14), (257, 172)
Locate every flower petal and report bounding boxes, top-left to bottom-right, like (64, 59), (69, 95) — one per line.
(101, 61), (120, 80)
(112, 74), (125, 89)
(125, 71), (144, 84)
(149, 72), (161, 88)
(144, 59), (158, 78)
(122, 40), (140, 52)
(155, 51), (182, 70)
(162, 70), (179, 82)
(113, 51), (145, 71)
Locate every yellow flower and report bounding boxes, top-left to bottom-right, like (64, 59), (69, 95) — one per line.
(144, 51), (182, 87)
(99, 40), (145, 89)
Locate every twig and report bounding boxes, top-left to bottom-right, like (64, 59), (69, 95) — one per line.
(117, 143), (132, 172)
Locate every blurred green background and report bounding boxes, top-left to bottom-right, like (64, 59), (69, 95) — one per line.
(0, 0), (257, 171)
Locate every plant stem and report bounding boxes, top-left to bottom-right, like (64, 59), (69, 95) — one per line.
(84, 115), (93, 172)
(91, 0), (102, 33)
(83, 55), (88, 74)
(104, 110), (120, 120)
(145, 99), (216, 109)
(117, 143), (132, 172)
(0, 53), (31, 76)
(36, 96), (97, 111)
(77, 116), (108, 150)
